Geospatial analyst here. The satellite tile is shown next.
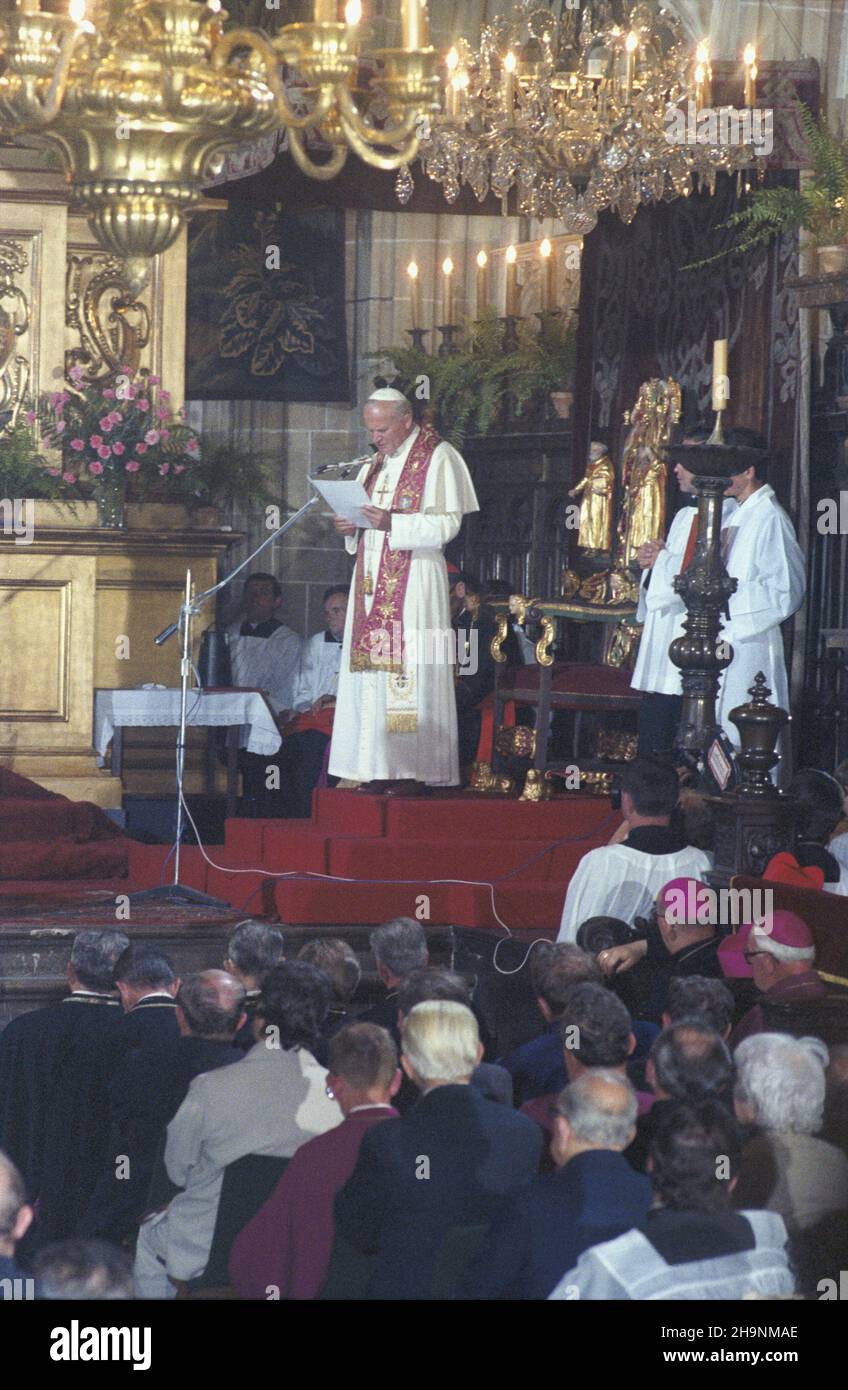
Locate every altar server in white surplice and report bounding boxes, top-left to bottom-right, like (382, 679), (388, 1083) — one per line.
(631, 455), (737, 758)
(716, 455), (805, 747)
(328, 390), (479, 790)
(225, 572), (302, 718)
(557, 758), (712, 944)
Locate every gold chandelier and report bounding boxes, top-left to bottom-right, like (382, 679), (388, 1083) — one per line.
(0, 0), (439, 286)
(399, 1), (756, 231)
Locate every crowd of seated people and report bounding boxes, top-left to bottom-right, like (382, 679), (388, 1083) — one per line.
(1, 836), (847, 1300)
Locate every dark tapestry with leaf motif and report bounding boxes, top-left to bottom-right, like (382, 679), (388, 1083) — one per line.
(186, 202), (348, 402)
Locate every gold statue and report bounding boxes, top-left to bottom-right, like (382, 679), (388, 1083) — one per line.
(568, 441), (614, 552)
(617, 378), (681, 568)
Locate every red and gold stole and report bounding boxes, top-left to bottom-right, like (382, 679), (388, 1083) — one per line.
(349, 423), (440, 675)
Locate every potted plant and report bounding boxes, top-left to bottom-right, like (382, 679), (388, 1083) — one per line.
(692, 103), (848, 274)
(372, 309), (577, 446)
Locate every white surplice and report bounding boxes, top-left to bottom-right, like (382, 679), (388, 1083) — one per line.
(225, 621), (302, 715)
(556, 842), (714, 943)
(292, 630), (342, 713)
(328, 426), (479, 784)
(631, 498), (737, 695)
(715, 484), (806, 745)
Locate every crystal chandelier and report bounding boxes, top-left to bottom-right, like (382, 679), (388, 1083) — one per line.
(0, 0), (439, 286)
(397, 1), (755, 233)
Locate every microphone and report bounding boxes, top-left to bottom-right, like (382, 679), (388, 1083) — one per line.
(314, 453), (372, 477)
(154, 620), (180, 646)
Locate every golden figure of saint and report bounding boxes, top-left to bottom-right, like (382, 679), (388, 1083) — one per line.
(568, 441), (614, 552)
(617, 378), (681, 568)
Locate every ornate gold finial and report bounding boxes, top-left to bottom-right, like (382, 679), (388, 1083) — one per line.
(520, 768), (551, 801)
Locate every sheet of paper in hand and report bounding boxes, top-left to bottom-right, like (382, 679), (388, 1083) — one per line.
(311, 477), (375, 528)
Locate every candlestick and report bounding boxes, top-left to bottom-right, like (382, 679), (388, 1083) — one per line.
(539, 238), (554, 311)
(503, 50), (516, 117)
(505, 244), (518, 317)
(476, 249), (489, 315)
(625, 31), (638, 104)
(743, 43), (757, 106)
(314, 0), (337, 22)
(712, 338), (729, 413)
(401, 0), (428, 51)
(441, 256), (455, 325)
(407, 259), (421, 330)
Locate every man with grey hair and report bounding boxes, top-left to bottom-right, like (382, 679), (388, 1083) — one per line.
(461, 1071), (651, 1299)
(0, 929), (128, 1246)
(328, 388), (479, 793)
(224, 920), (285, 1050)
(733, 1032), (848, 1231)
(0, 1150), (33, 1297)
(334, 1000), (541, 1299)
(32, 1239), (134, 1301)
(358, 917), (428, 1036)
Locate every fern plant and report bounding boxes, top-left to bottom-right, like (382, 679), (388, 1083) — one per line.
(0, 420), (62, 498)
(688, 103), (848, 268)
(371, 307), (577, 447)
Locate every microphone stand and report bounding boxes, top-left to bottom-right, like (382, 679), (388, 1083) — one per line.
(130, 495), (320, 905)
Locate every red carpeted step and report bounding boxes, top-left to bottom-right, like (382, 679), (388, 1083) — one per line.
(204, 853), (276, 916)
(0, 837), (128, 881)
(225, 819), (331, 872)
(0, 878), (129, 899)
(447, 881), (563, 936)
(0, 798), (123, 843)
(327, 837), (556, 883)
(312, 789), (386, 836)
(384, 794), (617, 842)
(126, 842), (209, 894)
(273, 877), (454, 926)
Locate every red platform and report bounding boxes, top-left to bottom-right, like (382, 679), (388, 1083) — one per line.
(158, 788), (620, 936)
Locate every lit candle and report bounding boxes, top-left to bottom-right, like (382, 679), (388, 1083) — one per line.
(743, 43), (757, 106)
(453, 69), (469, 118)
(445, 47), (458, 119)
(624, 30), (638, 103)
(441, 256), (455, 325)
(314, 0), (337, 22)
(401, 0), (428, 51)
(68, 0), (86, 20)
(695, 40), (711, 107)
(407, 260), (421, 330)
(539, 238), (554, 311)
(505, 244), (518, 316)
(712, 338), (729, 412)
(344, 0), (361, 24)
(503, 50), (517, 117)
(476, 249), (488, 315)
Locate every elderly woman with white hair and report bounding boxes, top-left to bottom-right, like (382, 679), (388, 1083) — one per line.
(732, 1032), (848, 1231)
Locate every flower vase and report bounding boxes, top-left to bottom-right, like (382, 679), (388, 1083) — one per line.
(96, 477), (127, 529)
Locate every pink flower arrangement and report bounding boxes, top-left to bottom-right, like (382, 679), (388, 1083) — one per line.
(35, 366), (204, 507)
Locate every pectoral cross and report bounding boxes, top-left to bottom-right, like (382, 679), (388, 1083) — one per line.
(364, 469), (394, 596)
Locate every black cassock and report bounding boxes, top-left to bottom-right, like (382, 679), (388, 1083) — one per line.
(0, 992), (122, 1248)
(80, 1000), (241, 1244)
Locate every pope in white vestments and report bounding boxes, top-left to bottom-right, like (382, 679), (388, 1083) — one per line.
(716, 468), (806, 746)
(328, 390), (479, 788)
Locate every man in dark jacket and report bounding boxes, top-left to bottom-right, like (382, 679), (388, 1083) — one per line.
(334, 1000), (541, 1299)
(83, 961), (245, 1242)
(461, 1070), (652, 1299)
(450, 570), (520, 775)
(0, 930), (127, 1247)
